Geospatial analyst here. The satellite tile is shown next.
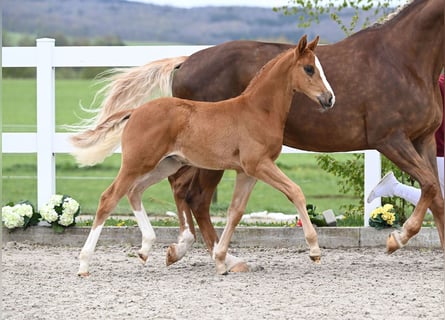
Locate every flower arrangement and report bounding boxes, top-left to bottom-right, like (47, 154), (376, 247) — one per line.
(40, 194), (81, 232)
(369, 203), (399, 229)
(1, 201), (40, 230)
(2, 195), (81, 233)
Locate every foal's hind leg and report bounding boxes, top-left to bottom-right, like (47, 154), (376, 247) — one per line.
(250, 159), (321, 262)
(78, 174), (134, 276)
(127, 157), (185, 264)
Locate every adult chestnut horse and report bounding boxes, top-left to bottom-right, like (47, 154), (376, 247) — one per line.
(71, 36), (334, 276)
(77, 0), (443, 270)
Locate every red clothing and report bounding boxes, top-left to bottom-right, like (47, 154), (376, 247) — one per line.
(435, 74), (444, 157)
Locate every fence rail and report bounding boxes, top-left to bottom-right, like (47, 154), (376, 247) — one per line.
(2, 38), (381, 225)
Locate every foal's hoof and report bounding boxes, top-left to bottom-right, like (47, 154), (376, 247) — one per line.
(386, 231), (403, 254)
(77, 271), (90, 278)
(218, 269), (229, 276)
(138, 252), (148, 264)
(216, 264), (229, 275)
(229, 262), (250, 273)
(166, 244), (178, 266)
(310, 255), (321, 264)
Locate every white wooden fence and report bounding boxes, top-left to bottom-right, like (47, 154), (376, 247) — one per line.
(2, 38), (382, 226)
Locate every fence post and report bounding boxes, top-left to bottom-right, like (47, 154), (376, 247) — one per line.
(364, 150), (381, 226)
(36, 38), (56, 210)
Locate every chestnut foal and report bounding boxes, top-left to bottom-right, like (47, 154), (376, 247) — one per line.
(71, 35), (334, 276)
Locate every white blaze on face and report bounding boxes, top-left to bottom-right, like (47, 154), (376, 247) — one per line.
(314, 56), (335, 106)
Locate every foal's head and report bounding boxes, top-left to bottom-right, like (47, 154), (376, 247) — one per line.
(291, 35), (335, 110)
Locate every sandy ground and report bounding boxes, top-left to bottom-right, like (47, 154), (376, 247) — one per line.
(1, 242), (444, 320)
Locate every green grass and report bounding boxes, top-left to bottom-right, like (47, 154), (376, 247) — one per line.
(2, 78), (100, 132)
(2, 78), (359, 218)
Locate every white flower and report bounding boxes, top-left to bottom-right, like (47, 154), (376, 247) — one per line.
(59, 212), (74, 226)
(39, 194), (80, 228)
(48, 194), (63, 208)
(2, 206), (24, 229)
(14, 203), (34, 218)
(62, 198), (79, 216)
(2, 206), (13, 216)
(40, 205), (59, 223)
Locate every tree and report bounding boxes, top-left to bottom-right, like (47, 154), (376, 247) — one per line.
(274, 0), (395, 36)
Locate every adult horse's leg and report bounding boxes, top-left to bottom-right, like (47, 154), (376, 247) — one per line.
(167, 167), (250, 271)
(378, 135), (444, 252)
(166, 167), (199, 266)
(213, 171), (257, 275)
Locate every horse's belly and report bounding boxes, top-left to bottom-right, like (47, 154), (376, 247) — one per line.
(171, 149), (240, 171)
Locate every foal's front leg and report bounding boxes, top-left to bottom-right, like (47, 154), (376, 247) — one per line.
(253, 160), (321, 262)
(213, 172), (257, 275)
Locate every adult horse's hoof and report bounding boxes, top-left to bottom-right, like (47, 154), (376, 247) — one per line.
(165, 244), (178, 266)
(78, 271), (90, 278)
(229, 262), (250, 272)
(386, 231), (403, 254)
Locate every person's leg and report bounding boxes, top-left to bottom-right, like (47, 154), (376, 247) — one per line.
(367, 172), (398, 202)
(367, 161), (444, 212)
(436, 157), (444, 196)
(367, 171), (422, 207)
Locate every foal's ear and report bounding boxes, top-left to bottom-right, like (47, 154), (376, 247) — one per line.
(307, 36), (320, 51)
(297, 34), (308, 56)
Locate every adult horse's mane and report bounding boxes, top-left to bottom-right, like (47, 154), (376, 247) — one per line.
(354, 0), (416, 34)
(242, 49), (291, 94)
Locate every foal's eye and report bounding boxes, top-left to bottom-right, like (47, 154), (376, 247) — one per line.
(304, 65), (315, 76)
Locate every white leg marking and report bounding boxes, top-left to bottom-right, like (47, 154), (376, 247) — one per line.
(212, 240), (228, 275)
(174, 229), (195, 259)
(78, 223), (104, 275)
(174, 211), (195, 257)
(212, 241), (219, 260)
(134, 205), (156, 260)
(315, 56), (335, 105)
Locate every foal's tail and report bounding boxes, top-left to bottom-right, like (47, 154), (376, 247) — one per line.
(70, 110), (134, 167)
(66, 56), (188, 132)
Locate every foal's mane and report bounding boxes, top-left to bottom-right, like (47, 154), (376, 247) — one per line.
(242, 48), (294, 95)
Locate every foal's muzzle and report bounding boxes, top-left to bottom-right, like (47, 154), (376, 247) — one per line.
(317, 92), (335, 110)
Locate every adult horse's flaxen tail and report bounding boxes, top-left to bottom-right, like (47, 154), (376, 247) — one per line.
(70, 56), (187, 133)
(70, 110), (134, 167)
